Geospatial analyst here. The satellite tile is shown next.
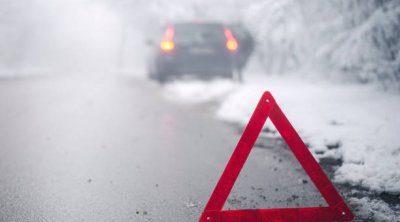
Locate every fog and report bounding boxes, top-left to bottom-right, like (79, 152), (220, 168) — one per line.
(1, 0), (399, 88)
(0, 2), (399, 220)
(0, 0), (144, 75)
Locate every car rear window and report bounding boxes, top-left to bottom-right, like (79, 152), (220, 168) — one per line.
(173, 23), (225, 44)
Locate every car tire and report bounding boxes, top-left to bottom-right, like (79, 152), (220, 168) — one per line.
(148, 70), (156, 80)
(222, 69), (233, 80)
(155, 71), (168, 84)
(234, 68), (243, 83)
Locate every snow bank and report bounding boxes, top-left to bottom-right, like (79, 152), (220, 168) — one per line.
(350, 197), (400, 221)
(162, 79), (237, 104)
(216, 75), (400, 194)
(161, 74), (400, 195)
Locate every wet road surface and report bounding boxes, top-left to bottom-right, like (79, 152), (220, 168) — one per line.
(0, 74), (325, 221)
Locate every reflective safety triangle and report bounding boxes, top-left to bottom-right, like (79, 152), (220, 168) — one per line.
(199, 91), (354, 222)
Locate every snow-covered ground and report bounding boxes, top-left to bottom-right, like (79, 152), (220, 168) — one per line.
(162, 73), (400, 220)
(351, 196), (400, 221)
(164, 74), (400, 194)
(218, 74), (400, 194)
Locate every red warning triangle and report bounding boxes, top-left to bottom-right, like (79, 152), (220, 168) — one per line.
(199, 91), (354, 222)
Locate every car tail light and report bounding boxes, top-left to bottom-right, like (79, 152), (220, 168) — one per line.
(160, 41), (174, 51)
(224, 28), (238, 52)
(160, 26), (175, 52)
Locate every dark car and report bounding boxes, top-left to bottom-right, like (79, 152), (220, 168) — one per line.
(146, 22), (238, 83)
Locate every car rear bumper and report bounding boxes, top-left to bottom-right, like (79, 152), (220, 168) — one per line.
(156, 53), (233, 76)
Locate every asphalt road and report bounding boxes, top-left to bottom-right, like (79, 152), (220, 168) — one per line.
(0, 74), (325, 221)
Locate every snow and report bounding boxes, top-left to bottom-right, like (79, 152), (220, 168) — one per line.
(162, 73), (400, 219)
(350, 197), (400, 221)
(163, 74), (400, 196)
(217, 74), (400, 195)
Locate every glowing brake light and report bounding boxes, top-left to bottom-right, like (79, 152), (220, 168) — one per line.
(160, 26), (175, 52)
(224, 28), (238, 52)
(160, 41), (174, 51)
(226, 39), (238, 51)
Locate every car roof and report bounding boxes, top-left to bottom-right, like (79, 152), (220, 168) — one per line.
(169, 21), (224, 27)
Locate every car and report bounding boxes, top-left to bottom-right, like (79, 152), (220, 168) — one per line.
(146, 22), (238, 83)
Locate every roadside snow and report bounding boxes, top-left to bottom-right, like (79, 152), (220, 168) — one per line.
(162, 74), (400, 220)
(162, 75), (400, 195)
(216, 75), (400, 195)
(350, 197), (400, 221)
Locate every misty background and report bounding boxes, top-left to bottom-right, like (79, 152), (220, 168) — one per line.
(1, 0), (399, 89)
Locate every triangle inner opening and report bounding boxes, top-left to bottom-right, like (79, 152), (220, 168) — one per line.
(223, 120), (327, 210)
